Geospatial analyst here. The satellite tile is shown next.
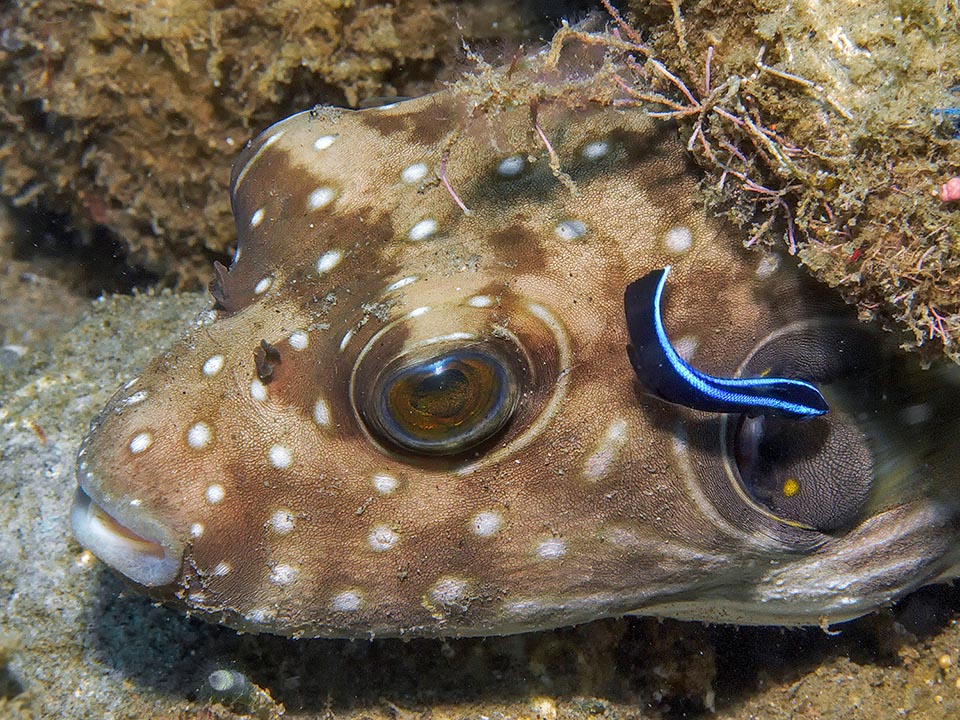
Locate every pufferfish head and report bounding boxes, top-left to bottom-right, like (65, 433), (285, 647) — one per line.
(71, 34), (960, 638)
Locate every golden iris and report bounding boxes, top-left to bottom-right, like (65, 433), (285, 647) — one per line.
(369, 348), (518, 455)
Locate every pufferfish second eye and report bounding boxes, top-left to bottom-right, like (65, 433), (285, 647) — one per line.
(362, 345), (521, 455)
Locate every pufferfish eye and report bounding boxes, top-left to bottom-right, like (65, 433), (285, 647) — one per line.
(362, 345), (520, 455)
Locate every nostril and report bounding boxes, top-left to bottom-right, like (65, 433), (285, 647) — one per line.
(70, 488), (182, 587)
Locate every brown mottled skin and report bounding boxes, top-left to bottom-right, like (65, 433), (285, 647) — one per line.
(72, 31), (960, 638)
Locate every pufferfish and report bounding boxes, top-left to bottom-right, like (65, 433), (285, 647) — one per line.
(71, 30), (960, 638)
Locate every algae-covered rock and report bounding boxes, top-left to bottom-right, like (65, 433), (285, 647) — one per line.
(0, 0), (556, 286)
(620, 0), (960, 361)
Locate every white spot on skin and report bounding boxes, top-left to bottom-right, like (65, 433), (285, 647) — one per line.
(339, 328), (354, 352)
(372, 473), (398, 495)
(187, 422), (212, 450)
(536, 538), (567, 560)
(313, 134), (337, 151)
(269, 509), (295, 534)
(408, 306), (430, 318)
(270, 563), (298, 586)
(250, 379), (267, 401)
(254, 277), (272, 294)
(307, 186), (336, 210)
(555, 219), (587, 241)
(368, 525), (399, 552)
(400, 162), (428, 184)
(582, 140), (610, 160)
(190, 523), (204, 538)
(205, 484), (225, 504)
(756, 254), (780, 278)
(673, 335), (699, 362)
(386, 275), (417, 292)
(471, 511), (502, 537)
(583, 419), (628, 481)
(269, 444), (292, 469)
(250, 208), (265, 227)
(467, 295), (494, 308)
(497, 155), (525, 177)
(408, 218), (438, 241)
(313, 398), (332, 428)
(316, 249), (342, 274)
(129, 432), (152, 454)
(664, 226), (693, 254)
(288, 331), (309, 351)
(331, 590), (364, 612)
(212, 562), (231, 577)
(430, 577), (468, 606)
(202, 355), (225, 376)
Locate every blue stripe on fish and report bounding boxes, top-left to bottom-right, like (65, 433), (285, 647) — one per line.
(624, 266), (829, 419)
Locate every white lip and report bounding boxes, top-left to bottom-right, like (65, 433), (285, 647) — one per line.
(70, 487), (182, 587)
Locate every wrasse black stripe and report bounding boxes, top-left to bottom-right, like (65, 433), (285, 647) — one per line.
(623, 267), (829, 419)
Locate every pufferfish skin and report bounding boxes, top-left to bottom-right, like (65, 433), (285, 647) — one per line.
(71, 31), (960, 638)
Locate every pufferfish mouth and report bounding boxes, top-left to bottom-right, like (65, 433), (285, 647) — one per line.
(70, 487), (183, 587)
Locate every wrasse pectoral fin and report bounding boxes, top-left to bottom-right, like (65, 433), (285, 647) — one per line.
(623, 267), (829, 419)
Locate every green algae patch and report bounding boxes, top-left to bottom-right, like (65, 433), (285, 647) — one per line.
(616, 0), (960, 362)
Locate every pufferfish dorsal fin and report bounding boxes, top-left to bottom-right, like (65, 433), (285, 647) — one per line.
(624, 266), (829, 419)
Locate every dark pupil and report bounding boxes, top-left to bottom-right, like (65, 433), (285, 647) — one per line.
(372, 349), (518, 455)
(410, 367), (470, 418)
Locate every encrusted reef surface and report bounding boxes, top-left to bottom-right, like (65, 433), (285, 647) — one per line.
(620, 0), (960, 361)
(1, 272), (960, 720)
(0, 0), (560, 286)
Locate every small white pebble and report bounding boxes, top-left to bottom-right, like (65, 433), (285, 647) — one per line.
(202, 355), (224, 377)
(408, 218), (438, 241)
(269, 444), (292, 469)
(253, 277), (272, 294)
(400, 162), (428, 184)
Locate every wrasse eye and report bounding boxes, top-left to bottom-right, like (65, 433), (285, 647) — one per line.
(364, 347), (520, 455)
